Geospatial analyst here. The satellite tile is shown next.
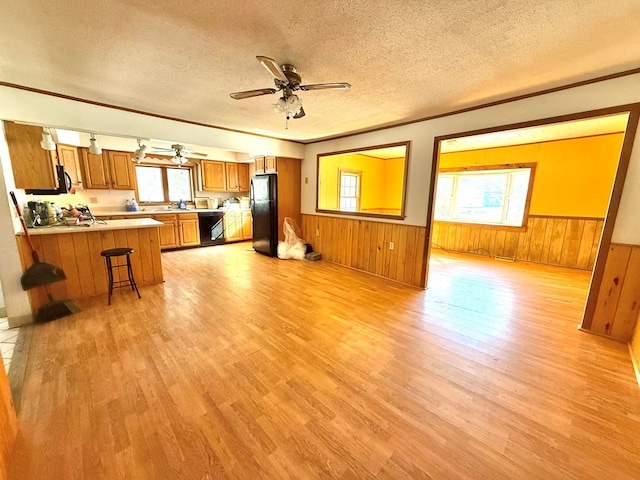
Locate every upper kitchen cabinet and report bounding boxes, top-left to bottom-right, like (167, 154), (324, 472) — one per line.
(254, 156), (276, 174)
(201, 160), (226, 191)
(225, 162), (250, 192)
(3, 121), (57, 189)
(107, 151), (135, 189)
(79, 148), (134, 190)
(56, 144), (82, 188)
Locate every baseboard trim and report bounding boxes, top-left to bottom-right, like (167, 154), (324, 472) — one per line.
(629, 343), (640, 389)
(0, 306), (6, 318)
(7, 313), (33, 328)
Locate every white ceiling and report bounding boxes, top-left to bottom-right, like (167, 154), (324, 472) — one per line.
(2, 1), (640, 142)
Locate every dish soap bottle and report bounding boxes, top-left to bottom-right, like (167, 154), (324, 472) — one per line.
(178, 199), (186, 210)
(130, 198), (138, 212)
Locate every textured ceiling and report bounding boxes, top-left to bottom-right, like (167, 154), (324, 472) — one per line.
(2, 0), (640, 142)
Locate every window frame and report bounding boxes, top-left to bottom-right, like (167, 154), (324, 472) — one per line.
(134, 160), (197, 206)
(338, 169), (362, 212)
(434, 162), (536, 230)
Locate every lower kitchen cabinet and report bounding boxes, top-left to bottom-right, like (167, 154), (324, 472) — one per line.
(224, 210), (252, 243)
(178, 213), (200, 247)
(152, 214), (179, 249)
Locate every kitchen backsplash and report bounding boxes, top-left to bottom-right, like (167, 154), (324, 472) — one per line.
(29, 188), (248, 210)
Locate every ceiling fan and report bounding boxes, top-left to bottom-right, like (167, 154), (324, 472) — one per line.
(150, 144), (208, 166)
(230, 56), (351, 127)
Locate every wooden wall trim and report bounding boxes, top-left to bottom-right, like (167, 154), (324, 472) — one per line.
(582, 106), (640, 330)
(301, 214), (427, 288)
(630, 311), (640, 388)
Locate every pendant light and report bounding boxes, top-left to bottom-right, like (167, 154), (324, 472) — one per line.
(40, 127), (56, 151)
(89, 133), (102, 155)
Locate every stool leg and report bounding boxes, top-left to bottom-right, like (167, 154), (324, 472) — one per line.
(105, 256), (114, 305)
(126, 254), (141, 299)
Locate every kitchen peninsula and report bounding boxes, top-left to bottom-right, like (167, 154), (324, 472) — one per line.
(15, 218), (164, 313)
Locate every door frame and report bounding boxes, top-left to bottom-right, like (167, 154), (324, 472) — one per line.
(421, 103), (640, 331)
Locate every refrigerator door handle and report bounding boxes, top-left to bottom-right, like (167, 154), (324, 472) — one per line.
(250, 178), (255, 215)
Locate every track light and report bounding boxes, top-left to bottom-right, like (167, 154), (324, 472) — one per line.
(40, 127), (56, 151)
(134, 139), (147, 163)
(89, 133), (102, 155)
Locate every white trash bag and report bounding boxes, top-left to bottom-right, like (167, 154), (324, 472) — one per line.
(277, 217), (306, 260)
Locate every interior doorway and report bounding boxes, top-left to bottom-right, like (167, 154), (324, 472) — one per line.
(424, 107), (638, 331)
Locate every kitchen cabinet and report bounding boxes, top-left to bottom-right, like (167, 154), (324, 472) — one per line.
(225, 162), (250, 192)
(3, 121), (58, 190)
(224, 210), (252, 243)
(56, 144), (82, 189)
(152, 213), (179, 249)
(241, 210), (253, 239)
(254, 156), (276, 174)
(178, 213), (200, 247)
(201, 160), (226, 191)
(79, 148), (134, 190)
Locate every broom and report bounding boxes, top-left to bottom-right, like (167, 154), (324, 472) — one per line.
(10, 191), (80, 322)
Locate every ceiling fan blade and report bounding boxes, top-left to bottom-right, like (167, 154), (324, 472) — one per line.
(151, 147), (175, 152)
(299, 82), (351, 91)
(183, 150), (208, 157)
(293, 106), (306, 119)
(229, 88), (277, 100)
(256, 56), (288, 83)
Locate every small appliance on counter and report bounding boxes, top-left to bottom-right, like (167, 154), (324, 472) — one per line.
(206, 197), (219, 210)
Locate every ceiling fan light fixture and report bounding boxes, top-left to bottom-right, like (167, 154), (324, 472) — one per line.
(89, 133), (102, 155)
(39, 127), (56, 151)
(171, 153), (189, 166)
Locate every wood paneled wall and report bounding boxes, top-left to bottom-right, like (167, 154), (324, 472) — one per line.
(432, 215), (603, 270)
(631, 311), (640, 387)
(301, 214), (427, 287)
(589, 243), (640, 342)
(0, 362), (17, 480)
(16, 228), (164, 313)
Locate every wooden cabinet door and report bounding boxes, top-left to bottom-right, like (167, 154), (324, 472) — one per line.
(237, 163), (250, 191)
(57, 144), (82, 188)
(225, 162), (239, 191)
(152, 214), (179, 249)
(265, 156), (277, 173)
(201, 160), (226, 191)
(79, 148), (110, 189)
(223, 212), (242, 242)
(254, 157), (265, 174)
(241, 211), (253, 239)
(3, 121), (57, 189)
(179, 217), (200, 247)
(107, 151), (134, 189)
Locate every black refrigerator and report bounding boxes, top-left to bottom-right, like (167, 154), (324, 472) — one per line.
(250, 174), (278, 256)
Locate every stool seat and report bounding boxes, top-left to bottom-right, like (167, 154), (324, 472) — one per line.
(100, 246), (141, 305)
(101, 247), (134, 257)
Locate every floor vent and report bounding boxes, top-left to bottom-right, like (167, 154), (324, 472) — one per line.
(494, 256), (515, 262)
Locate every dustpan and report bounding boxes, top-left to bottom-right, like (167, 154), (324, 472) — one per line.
(10, 191), (79, 322)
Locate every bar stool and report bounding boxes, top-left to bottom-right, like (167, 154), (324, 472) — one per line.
(100, 247), (141, 305)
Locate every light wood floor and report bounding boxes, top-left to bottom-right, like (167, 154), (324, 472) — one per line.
(8, 244), (640, 479)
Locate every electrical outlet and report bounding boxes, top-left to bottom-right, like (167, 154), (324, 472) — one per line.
(389, 241), (395, 250)
(90, 197), (98, 203)
(315, 229), (320, 236)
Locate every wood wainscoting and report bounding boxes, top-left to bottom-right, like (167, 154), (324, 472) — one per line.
(0, 362), (17, 480)
(587, 243), (640, 342)
(301, 214), (427, 287)
(432, 215), (603, 270)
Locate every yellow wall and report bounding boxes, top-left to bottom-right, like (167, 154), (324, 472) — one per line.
(318, 153), (405, 212)
(439, 133), (624, 217)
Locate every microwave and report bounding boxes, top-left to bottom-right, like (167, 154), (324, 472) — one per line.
(25, 165), (72, 195)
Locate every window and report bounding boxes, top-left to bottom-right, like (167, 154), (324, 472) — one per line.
(135, 165), (194, 203)
(339, 171), (360, 212)
(434, 164), (534, 227)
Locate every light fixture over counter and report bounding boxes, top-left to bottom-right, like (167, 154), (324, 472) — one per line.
(88, 133), (102, 155)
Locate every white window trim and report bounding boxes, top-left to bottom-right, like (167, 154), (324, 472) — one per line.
(435, 164), (535, 228)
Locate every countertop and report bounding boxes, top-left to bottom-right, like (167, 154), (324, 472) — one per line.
(22, 218), (163, 236)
